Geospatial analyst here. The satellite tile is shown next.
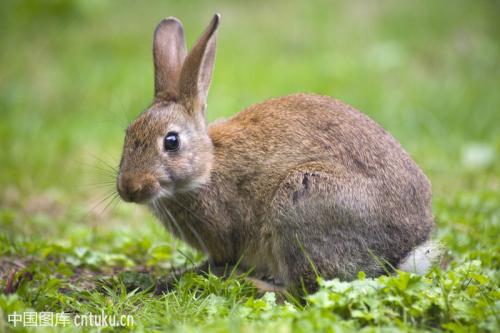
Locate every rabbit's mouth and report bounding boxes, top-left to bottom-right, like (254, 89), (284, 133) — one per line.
(117, 173), (163, 204)
(155, 187), (174, 200)
(157, 180), (176, 198)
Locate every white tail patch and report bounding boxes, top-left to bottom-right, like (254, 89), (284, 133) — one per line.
(398, 240), (443, 275)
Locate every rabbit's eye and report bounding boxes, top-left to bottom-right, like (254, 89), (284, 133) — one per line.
(164, 132), (180, 152)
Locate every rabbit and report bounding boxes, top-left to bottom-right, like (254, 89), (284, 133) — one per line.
(116, 14), (442, 296)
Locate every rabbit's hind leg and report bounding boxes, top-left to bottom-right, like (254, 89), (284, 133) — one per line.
(263, 162), (383, 296)
(246, 277), (286, 296)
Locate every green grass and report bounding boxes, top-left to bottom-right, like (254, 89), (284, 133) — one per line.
(0, 0), (499, 332)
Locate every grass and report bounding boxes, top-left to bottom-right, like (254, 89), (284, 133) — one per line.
(0, 0), (499, 332)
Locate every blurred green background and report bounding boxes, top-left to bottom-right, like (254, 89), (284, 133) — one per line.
(0, 1), (498, 331)
(0, 0), (499, 261)
(0, 0), (500, 198)
(0, 0), (500, 252)
(1, 0), (498, 198)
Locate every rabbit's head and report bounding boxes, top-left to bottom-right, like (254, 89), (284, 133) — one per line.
(117, 15), (219, 203)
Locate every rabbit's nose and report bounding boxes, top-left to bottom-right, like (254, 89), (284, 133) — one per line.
(117, 175), (159, 203)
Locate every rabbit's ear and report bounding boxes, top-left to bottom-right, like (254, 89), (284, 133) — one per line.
(153, 17), (187, 100)
(179, 14), (220, 115)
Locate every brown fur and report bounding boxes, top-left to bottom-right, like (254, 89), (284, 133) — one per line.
(117, 15), (434, 295)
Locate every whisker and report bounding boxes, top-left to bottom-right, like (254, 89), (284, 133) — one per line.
(108, 194), (122, 212)
(73, 152), (120, 197)
(164, 204), (210, 258)
(75, 151), (120, 189)
(90, 161), (118, 173)
(81, 190), (119, 221)
(100, 193), (120, 214)
(152, 200), (186, 267)
(73, 152), (119, 172)
(152, 200), (180, 259)
(166, 198), (212, 258)
(85, 180), (117, 185)
(93, 191), (118, 209)
(152, 198), (178, 238)
(85, 150), (120, 174)
(70, 159), (118, 178)
(155, 198), (189, 246)
(81, 182), (116, 190)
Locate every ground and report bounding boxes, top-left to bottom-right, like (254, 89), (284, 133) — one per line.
(0, 0), (499, 332)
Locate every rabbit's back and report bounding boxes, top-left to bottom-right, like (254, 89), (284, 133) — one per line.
(209, 93), (431, 205)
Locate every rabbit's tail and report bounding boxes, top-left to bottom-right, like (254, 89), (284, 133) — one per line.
(397, 240), (444, 275)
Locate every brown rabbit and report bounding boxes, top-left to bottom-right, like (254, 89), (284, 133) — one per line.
(117, 14), (441, 295)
